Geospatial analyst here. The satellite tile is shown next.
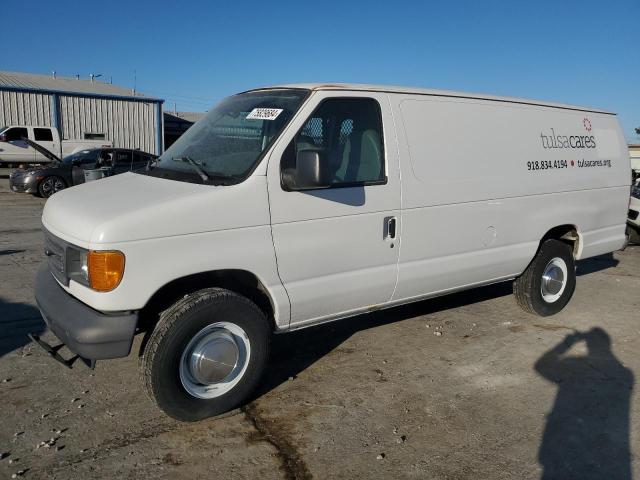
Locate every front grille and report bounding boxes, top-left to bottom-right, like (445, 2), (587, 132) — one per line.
(629, 209), (639, 221)
(44, 230), (69, 286)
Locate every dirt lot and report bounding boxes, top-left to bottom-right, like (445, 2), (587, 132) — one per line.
(1, 172), (639, 480)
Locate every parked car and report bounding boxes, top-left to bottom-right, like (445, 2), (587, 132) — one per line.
(628, 180), (640, 244)
(9, 145), (156, 197)
(0, 125), (111, 165)
(29, 84), (630, 422)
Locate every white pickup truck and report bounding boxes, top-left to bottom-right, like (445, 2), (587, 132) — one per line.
(0, 125), (111, 164)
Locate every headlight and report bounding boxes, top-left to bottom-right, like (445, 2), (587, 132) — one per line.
(67, 247), (89, 285)
(87, 250), (126, 292)
(67, 247), (125, 292)
(632, 184), (640, 200)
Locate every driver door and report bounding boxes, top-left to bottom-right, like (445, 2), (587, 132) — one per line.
(267, 92), (401, 327)
(0, 127), (33, 163)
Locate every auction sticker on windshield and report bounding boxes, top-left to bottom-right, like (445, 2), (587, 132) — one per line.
(246, 108), (283, 120)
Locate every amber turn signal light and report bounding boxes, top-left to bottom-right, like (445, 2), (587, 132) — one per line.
(88, 250), (125, 292)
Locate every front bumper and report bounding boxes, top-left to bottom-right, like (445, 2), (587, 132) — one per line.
(34, 264), (138, 360)
(9, 176), (37, 193)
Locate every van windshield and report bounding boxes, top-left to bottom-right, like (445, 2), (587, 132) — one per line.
(148, 89), (308, 184)
(62, 149), (101, 165)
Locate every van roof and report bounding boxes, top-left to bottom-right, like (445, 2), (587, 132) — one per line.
(247, 83), (614, 115)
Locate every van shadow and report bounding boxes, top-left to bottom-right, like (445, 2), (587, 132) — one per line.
(255, 280), (514, 399)
(535, 328), (633, 480)
(256, 252), (619, 401)
(576, 252), (619, 276)
(0, 296), (45, 358)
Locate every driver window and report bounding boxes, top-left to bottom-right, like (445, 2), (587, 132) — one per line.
(78, 150), (102, 169)
(97, 150), (114, 167)
(282, 98), (385, 187)
(5, 127), (28, 142)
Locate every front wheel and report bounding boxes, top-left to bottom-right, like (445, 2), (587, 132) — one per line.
(513, 239), (576, 316)
(38, 176), (66, 198)
(141, 288), (270, 421)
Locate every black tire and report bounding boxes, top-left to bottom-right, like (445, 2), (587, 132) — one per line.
(38, 175), (66, 198)
(627, 225), (640, 245)
(513, 239), (576, 316)
(141, 288), (270, 421)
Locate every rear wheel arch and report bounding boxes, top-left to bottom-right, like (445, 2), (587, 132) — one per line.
(539, 224), (581, 259)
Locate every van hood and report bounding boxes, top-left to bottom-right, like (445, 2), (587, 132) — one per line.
(42, 172), (269, 247)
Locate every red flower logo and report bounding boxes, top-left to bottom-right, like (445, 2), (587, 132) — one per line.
(583, 117), (592, 131)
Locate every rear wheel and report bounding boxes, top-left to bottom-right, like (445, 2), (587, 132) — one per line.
(141, 288), (270, 421)
(513, 239), (576, 316)
(38, 176), (66, 198)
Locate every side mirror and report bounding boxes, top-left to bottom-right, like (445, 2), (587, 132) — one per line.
(0, 134), (7, 142)
(283, 150), (330, 190)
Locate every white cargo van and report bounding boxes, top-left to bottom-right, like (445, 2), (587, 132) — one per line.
(0, 125), (111, 164)
(31, 84), (630, 421)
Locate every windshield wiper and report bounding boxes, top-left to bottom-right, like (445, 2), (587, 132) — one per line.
(173, 156), (209, 182)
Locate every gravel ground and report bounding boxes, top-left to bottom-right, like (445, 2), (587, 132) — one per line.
(1, 172), (639, 479)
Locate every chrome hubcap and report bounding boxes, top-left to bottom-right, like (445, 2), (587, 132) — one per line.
(179, 322), (250, 399)
(541, 257), (568, 303)
(188, 330), (239, 384)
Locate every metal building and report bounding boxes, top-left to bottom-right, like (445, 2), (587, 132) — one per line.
(163, 111), (205, 148)
(0, 71), (164, 154)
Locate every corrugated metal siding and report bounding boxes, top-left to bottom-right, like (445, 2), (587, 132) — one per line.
(0, 90), (52, 127)
(59, 95), (158, 154)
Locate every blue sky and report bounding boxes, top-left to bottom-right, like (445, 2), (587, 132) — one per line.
(2, 0), (638, 140)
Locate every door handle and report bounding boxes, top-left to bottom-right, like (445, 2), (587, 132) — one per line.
(386, 217), (397, 239)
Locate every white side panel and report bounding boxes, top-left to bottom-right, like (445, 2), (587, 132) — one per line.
(393, 187), (628, 300)
(398, 97), (629, 207)
(392, 95), (629, 302)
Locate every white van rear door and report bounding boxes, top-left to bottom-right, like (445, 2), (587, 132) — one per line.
(267, 91), (401, 327)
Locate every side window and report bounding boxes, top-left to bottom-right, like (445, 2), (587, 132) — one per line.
(77, 150), (101, 169)
(114, 150), (133, 171)
(96, 149), (114, 167)
(132, 152), (151, 170)
(83, 132), (105, 140)
(282, 98), (385, 187)
(5, 127), (28, 141)
(34, 128), (54, 141)
(73, 150), (100, 170)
